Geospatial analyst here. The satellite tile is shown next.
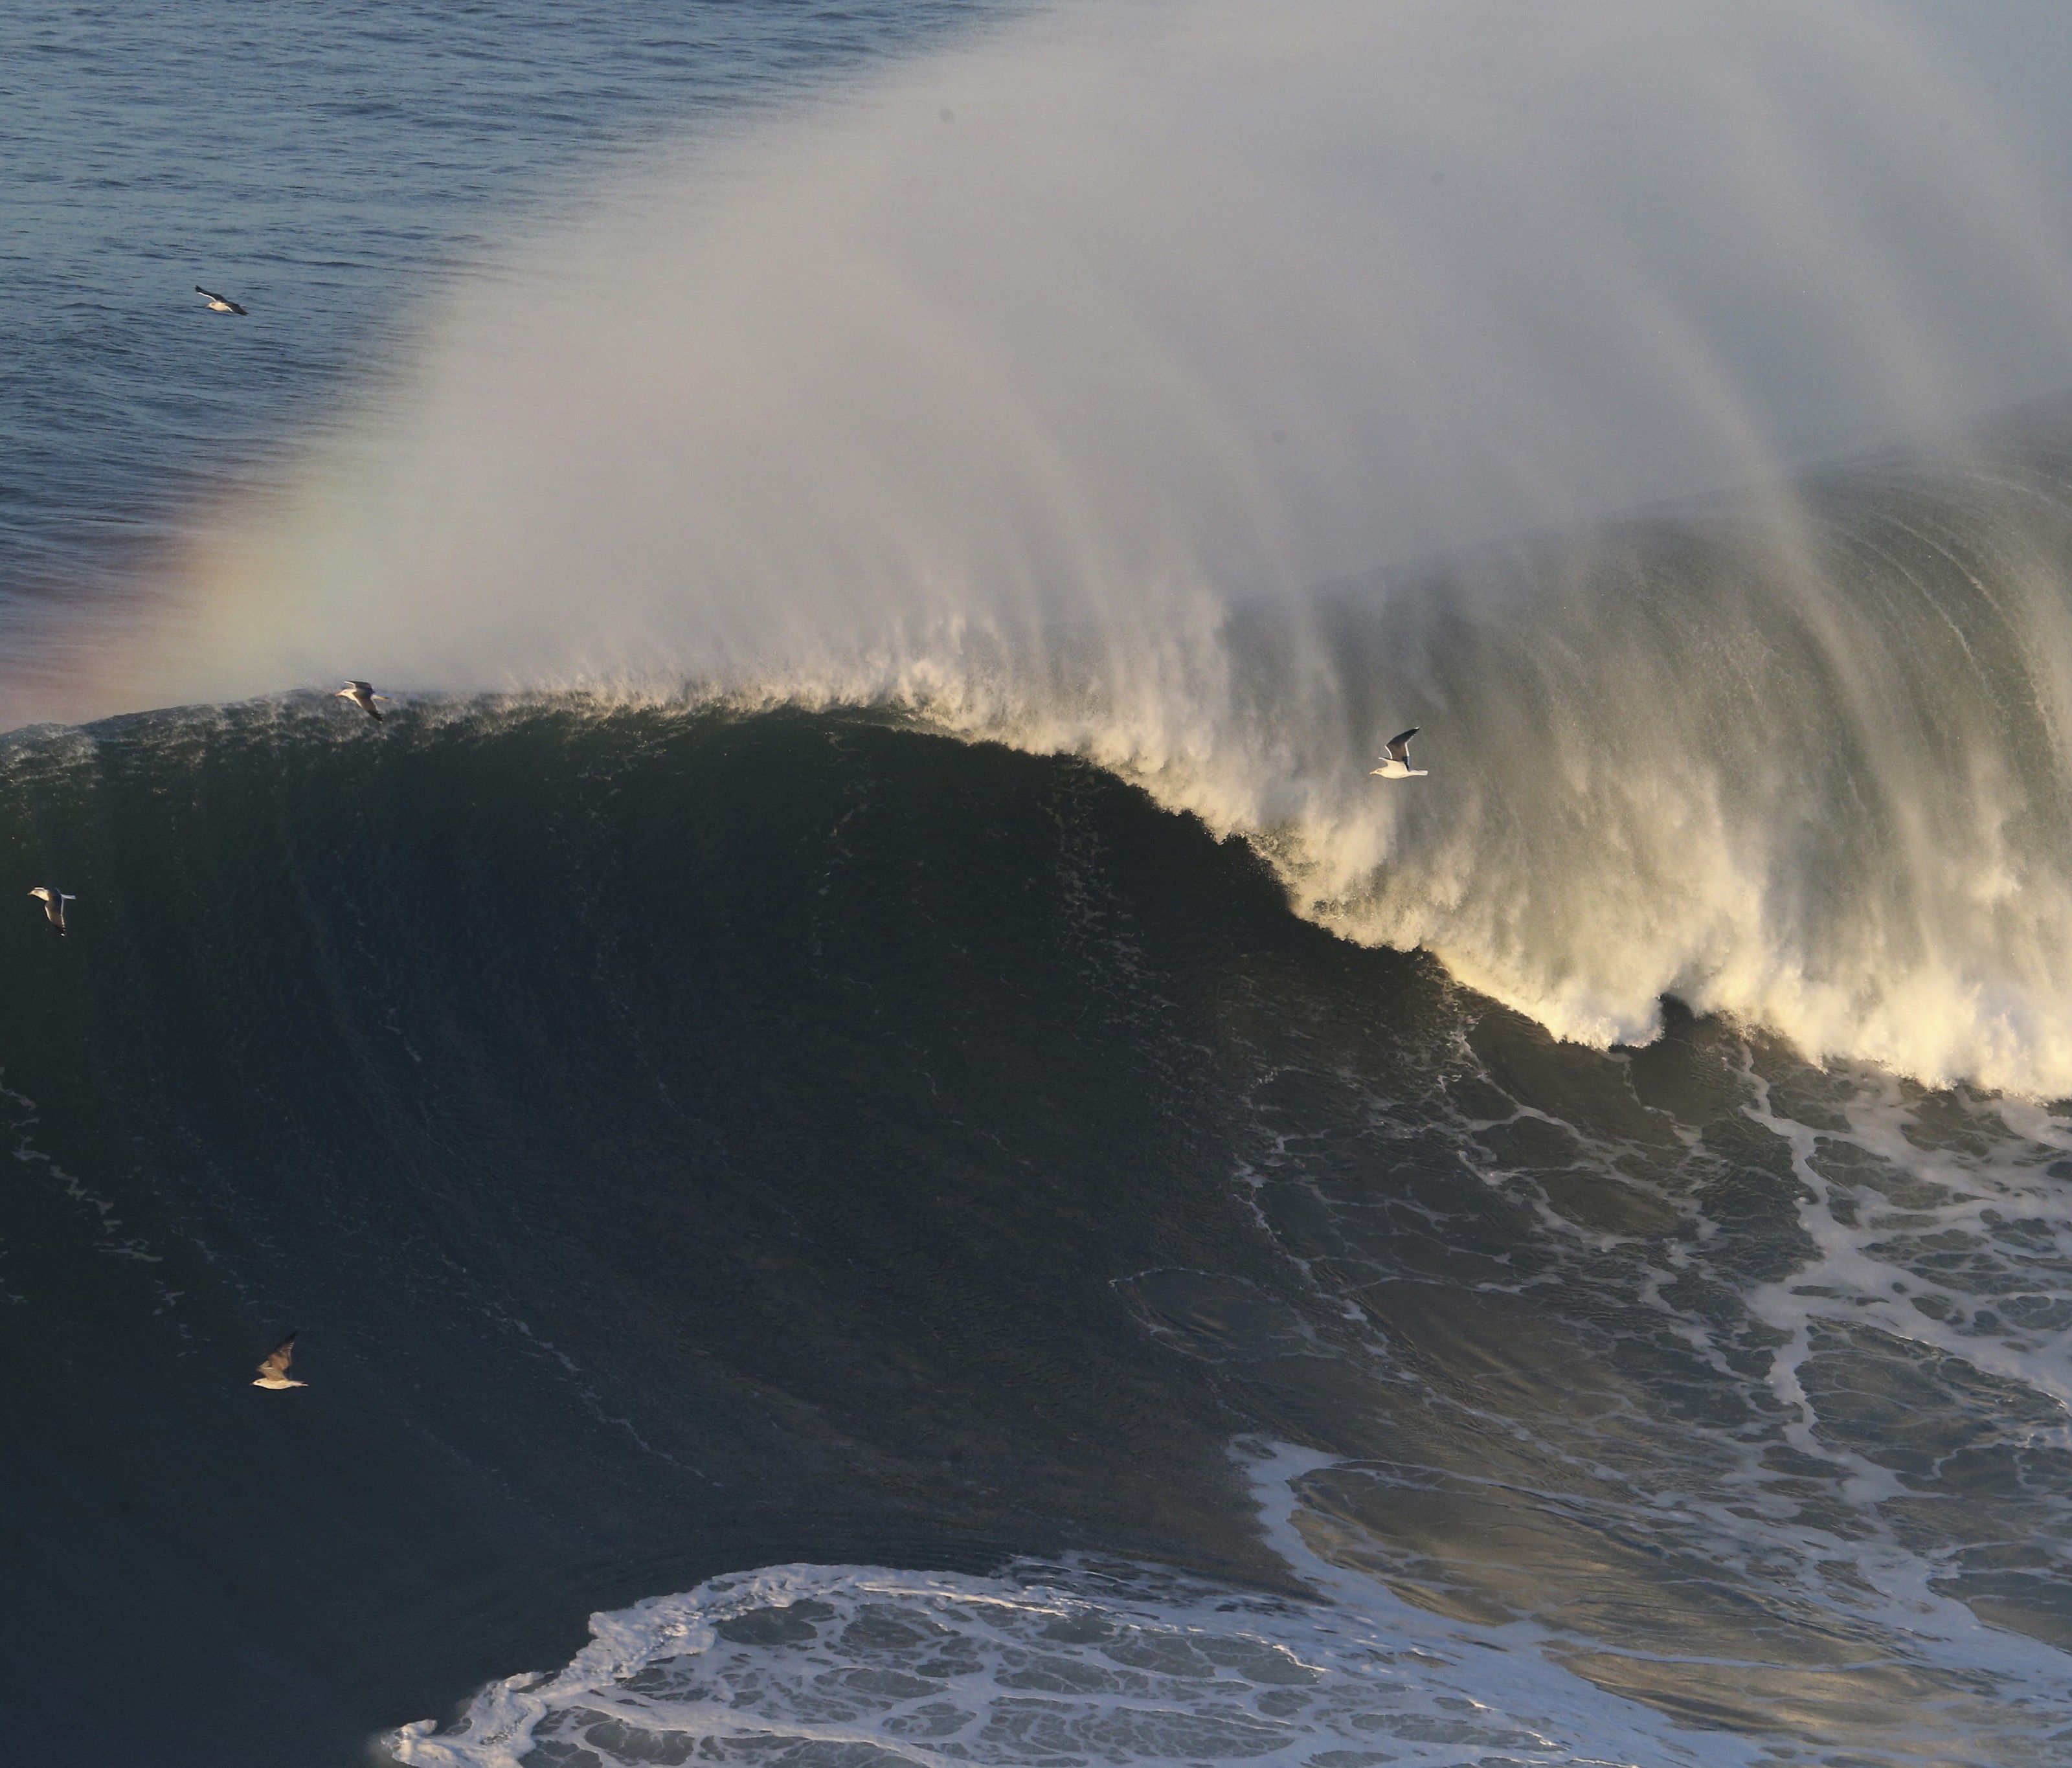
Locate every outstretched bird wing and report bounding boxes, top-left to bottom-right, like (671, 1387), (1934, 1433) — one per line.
(1385, 726), (1419, 763)
(256, 1332), (298, 1382)
(196, 286), (247, 313)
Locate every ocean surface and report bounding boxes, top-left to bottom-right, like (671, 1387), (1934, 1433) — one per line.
(0, 0), (1002, 615)
(9, 5), (2072, 1768)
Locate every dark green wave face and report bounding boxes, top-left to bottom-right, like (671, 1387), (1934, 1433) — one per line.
(5, 702), (2069, 1766)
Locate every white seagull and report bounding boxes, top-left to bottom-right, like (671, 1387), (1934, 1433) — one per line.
(253, 1332), (306, 1390)
(335, 680), (389, 722)
(28, 887), (75, 935)
(1371, 727), (1428, 780)
(196, 285), (248, 315)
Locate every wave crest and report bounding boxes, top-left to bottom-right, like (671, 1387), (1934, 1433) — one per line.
(38, 0), (2072, 1093)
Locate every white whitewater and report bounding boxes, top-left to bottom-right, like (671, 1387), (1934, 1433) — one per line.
(389, 1449), (1776, 1768)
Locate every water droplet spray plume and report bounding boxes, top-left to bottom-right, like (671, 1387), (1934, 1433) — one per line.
(47, 0), (2072, 1095)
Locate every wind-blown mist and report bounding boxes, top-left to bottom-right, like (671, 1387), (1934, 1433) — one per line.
(51, 0), (2072, 1093)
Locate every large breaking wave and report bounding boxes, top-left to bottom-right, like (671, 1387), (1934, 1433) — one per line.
(21, 0), (2072, 1095)
(11, 700), (2072, 1767)
(22, 5), (2072, 1765)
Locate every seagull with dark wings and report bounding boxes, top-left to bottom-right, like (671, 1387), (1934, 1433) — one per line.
(335, 680), (388, 722)
(1370, 726), (1428, 780)
(253, 1332), (306, 1390)
(28, 887), (74, 934)
(196, 285), (248, 315)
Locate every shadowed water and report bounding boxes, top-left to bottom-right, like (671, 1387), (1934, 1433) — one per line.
(3, 705), (2069, 1765)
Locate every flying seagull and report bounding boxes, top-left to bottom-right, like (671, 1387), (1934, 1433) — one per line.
(196, 285), (248, 315)
(28, 887), (75, 934)
(253, 1332), (306, 1390)
(335, 680), (388, 722)
(1370, 727), (1428, 780)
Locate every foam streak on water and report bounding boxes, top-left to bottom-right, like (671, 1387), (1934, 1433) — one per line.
(388, 1450), (1766, 1768)
(387, 993), (2072, 1768)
